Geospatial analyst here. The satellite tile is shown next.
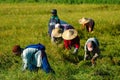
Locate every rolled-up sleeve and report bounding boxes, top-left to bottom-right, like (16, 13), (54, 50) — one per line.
(22, 57), (28, 71)
(22, 51), (29, 71)
(35, 50), (42, 67)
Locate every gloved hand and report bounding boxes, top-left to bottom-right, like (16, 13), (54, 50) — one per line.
(73, 48), (78, 54)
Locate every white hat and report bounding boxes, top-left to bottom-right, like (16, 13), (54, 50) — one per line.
(55, 23), (60, 28)
(87, 42), (93, 51)
(62, 29), (78, 40)
(79, 17), (90, 24)
(51, 28), (62, 37)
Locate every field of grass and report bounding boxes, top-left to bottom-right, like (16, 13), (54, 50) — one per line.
(0, 3), (120, 80)
(0, 0), (120, 4)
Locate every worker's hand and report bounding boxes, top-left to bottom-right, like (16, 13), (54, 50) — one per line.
(73, 48), (78, 54)
(91, 58), (95, 65)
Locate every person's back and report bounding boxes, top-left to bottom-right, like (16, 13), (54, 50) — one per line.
(12, 44), (55, 73)
(62, 29), (80, 54)
(61, 24), (74, 31)
(60, 20), (74, 31)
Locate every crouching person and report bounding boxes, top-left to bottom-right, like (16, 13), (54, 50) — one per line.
(79, 17), (95, 32)
(84, 38), (100, 66)
(12, 43), (55, 73)
(62, 29), (80, 54)
(51, 24), (63, 44)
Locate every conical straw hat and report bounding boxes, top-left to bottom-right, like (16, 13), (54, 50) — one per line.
(79, 17), (90, 24)
(52, 28), (62, 37)
(62, 29), (78, 40)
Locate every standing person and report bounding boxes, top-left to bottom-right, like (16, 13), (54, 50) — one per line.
(84, 37), (100, 66)
(79, 17), (95, 32)
(12, 43), (54, 73)
(48, 9), (60, 37)
(62, 29), (80, 54)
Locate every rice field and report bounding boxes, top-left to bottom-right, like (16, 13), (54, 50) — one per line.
(0, 3), (120, 80)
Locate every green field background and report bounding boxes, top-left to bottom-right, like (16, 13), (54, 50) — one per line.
(0, 3), (120, 80)
(0, 0), (120, 4)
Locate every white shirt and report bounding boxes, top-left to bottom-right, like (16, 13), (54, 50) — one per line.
(21, 48), (42, 71)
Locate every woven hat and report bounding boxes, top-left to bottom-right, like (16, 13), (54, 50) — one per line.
(79, 17), (90, 24)
(52, 28), (62, 37)
(62, 29), (78, 40)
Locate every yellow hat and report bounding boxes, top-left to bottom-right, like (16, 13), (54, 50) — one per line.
(52, 28), (62, 37)
(79, 17), (90, 24)
(62, 29), (78, 40)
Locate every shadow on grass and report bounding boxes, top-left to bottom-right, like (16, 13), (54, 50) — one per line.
(62, 54), (83, 64)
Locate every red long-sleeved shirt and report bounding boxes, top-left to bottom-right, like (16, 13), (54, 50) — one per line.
(63, 36), (80, 49)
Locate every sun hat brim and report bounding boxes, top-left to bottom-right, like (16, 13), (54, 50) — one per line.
(79, 18), (90, 24)
(52, 28), (62, 37)
(62, 29), (78, 40)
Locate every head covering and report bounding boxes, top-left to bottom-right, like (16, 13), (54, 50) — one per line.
(79, 17), (90, 24)
(12, 45), (21, 54)
(62, 29), (78, 40)
(55, 23), (60, 28)
(52, 28), (62, 37)
(51, 9), (57, 15)
(87, 42), (93, 51)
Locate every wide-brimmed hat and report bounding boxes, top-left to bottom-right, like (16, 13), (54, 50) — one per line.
(62, 29), (78, 40)
(52, 28), (62, 37)
(79, 17), (90, 24)
(87, 42), (93, 51)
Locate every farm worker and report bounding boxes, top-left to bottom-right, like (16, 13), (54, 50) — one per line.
(51, 23), (74, 43)
(84, 37), (100, 66)
(62, 29), (80, 54)
(48, 9), (60, 37)
(51, 24), (63, 43)
(79, 17), (95, 32)
(12, 43), (55, 73)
